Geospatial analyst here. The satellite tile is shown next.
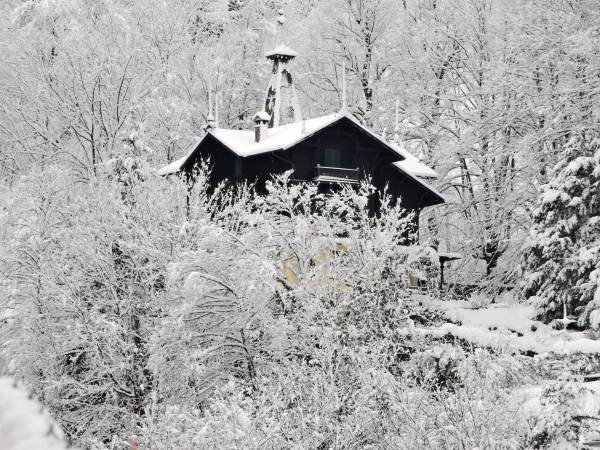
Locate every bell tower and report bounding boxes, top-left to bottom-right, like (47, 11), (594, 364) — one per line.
(263, 44), (302, 128)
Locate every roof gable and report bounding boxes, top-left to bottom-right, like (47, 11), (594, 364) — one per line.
(206, 111), (413, 159)
(158, 111), (438, 183)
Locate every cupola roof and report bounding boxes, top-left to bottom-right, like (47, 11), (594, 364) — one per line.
(265, 44), (298, 60)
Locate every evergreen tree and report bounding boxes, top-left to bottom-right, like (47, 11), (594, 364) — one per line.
(521, 129), (600, 327)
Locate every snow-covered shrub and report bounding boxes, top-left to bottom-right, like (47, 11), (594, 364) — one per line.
(467, 291), (493, 309)
(526, 381), (600, 448)
(147, 173), (446, 447)
(409, 345), (529, 392)
(458, 349), (533, 389)
(2, 165), (549, 449)
(390, 350), (532, 448)
(0, 165), (201, 446)
(521, 130), (600, 327)
(140, 380), (258, 449)
(408, 344), (465, 389)
(402, 245), (440, 292)
(379, 361), (528, 449)
(540, 352), (600, 378)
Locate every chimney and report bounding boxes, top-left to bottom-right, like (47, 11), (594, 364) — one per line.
(253, 111), (270, 142)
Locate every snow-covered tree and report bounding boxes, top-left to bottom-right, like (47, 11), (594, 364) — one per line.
(0, 162), (197, 446)
(526, 381), (600, 448)
(145, 173), (443, 448)
(521, 130), (600, 327)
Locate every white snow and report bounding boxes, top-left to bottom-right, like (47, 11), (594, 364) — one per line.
(211, 113), (342, 157)
(158, 154), (189, 176)
(438, 251), (462, 260)
(541, 188), (573, 205)
(265, 44), (298, 58)
(157, 137), (202, 176)
(390, 142), (439, 179)
(394, 159), (438, 179)
(0, 377), (72, 450)
(565, 156), (594, 175)
(434, 301), (600, 355)
(420, 321), (600, 355)
(444, 302), (537, 335)
(253, 111), (271, 121)
(590, 308), (600, 329)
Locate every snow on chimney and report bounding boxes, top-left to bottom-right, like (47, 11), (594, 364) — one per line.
(253, 111), (271, 142)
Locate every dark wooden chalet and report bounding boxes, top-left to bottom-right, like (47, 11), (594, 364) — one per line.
(159, 44), (444, 235)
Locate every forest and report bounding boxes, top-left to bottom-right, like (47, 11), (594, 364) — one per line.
(1, 0), (600, 448)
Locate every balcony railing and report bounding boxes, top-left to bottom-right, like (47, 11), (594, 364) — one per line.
(314, 165), (360, 184)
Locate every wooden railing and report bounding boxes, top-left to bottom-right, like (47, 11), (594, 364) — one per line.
(314, 165), (360, 183)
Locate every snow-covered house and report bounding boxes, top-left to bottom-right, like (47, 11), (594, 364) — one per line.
(160, 45), (444, 233)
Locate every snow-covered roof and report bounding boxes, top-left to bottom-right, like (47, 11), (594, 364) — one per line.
(211, 112), (341, 157)
(158, 137), (201, 176)
(158, 111), (440, 187)
(253, 111), (271, 122)
(265, 44), (298, 59)
(438, 251), (462, 261)
(391, 143), (439, 179)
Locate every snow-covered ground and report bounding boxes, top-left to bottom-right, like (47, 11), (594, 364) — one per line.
(422, 300), (600, 447)
(430, 300), (600, 355)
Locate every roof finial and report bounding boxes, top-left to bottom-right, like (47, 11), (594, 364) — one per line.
(341, 61), (347, 111)
(215, 92), (220, 129)
(208, 79), (213, 115)
(393, 99), (400, 144)
(206, 80), (215, 131)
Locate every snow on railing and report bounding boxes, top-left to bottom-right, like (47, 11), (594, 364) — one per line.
(314, 165), (360, 183)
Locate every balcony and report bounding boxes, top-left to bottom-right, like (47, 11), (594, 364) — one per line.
(313, 165), (360, 185)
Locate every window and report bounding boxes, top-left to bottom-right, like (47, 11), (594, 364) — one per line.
(324, 148), (341, 167)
